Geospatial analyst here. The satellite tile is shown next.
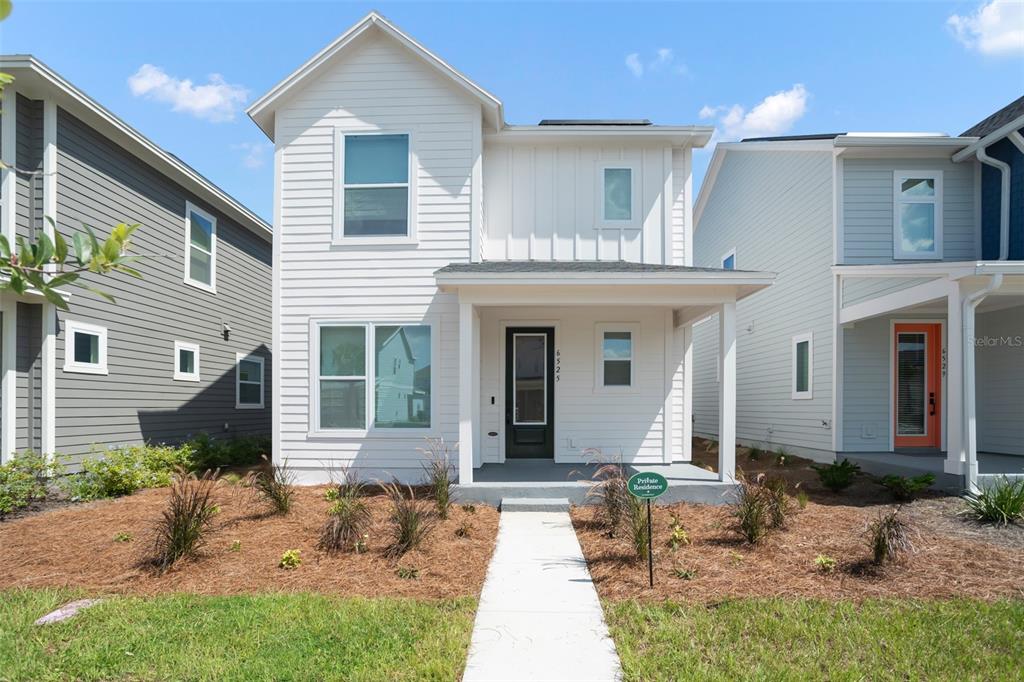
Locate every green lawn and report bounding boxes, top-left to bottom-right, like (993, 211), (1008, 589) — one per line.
(0, 589), (476, 681)
(606, 598), (1024, 681)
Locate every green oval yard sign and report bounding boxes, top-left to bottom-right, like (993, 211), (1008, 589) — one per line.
(627, 472), (668, 499)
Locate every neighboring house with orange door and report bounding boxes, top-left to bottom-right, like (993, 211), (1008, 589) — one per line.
(691, 97), (1024, 491)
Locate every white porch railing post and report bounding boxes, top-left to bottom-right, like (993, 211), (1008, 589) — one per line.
(945, 280), (964, 477)
(718, 302), (737, 482)
(458, 302), (475, 484)
(681, 323), (693, 462)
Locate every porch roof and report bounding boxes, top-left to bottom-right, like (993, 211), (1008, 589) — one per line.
(435, 261), (775, 309)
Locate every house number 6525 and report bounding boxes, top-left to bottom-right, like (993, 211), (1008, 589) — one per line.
(555, 349), (561, 382)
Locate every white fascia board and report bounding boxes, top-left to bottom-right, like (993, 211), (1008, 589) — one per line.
(488, 126), (714, 147)
(435, 270), (776, 286)
(834, 135), (975, 149)
(833, 261), (1024, 279)
(247, 11), (503, 139)
(0, 56), (271, 239)
(952, 114), (1024, 163)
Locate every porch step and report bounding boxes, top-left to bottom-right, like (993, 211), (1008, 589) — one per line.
(500, 497), (571, 512)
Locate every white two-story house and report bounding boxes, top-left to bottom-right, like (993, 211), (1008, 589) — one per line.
(247, 12), (774, 488)
(692, 97), (1024, 491)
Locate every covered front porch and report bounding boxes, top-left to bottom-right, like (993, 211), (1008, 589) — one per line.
(435, 261), (775, 499)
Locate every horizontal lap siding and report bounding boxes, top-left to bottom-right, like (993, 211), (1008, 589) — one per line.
(842, 157), (977, 264)
(16, 302), (42, 452)
(976, 306), (1024, 456)
(54, 108), (272, 466)
(276, 34), (474, 478)
(15, 95), (43, 241)
(693, 151), (835, 456)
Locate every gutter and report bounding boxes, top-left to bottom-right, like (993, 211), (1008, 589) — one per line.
(976, 146), (1010, 260)
(961, 273), (1003, 492)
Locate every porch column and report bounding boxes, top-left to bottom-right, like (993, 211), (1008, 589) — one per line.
(962, 293), (981, 489)
(458, 302), (477, 484)
(944, 281), (964, 476)
(718, 302), (737, 482)
(681, 323), (693, 462)
(1, 296), (16, 463)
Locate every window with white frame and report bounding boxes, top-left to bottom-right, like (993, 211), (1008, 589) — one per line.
(601, 167), (633, 223)
(336, 132), (411, 239)
(893, 171), (942, 259)
(236, 353), (264, 409)
(184, 202), (217, 291)
(316, 322), (432, 431)
(173, 341), (200, 382)
(595, 324), (637, 389)
(63, 320), (108, 375)
(721, 249), (736, 270)
(792, 332), (813, 399)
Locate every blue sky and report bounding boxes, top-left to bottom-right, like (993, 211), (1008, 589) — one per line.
(3, 1), (1022, 222)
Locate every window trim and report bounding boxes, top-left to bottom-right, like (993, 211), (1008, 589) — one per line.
(791, 332), (813, 400)
(183, 201), (217, 292)
(721, 248), (736, 270)
(235, 353), (265, 409)
(173, 341), (201, 382)
(594, 323), (639, 393)
(893, 170), (943, 260)
(63, 320), (108, 375)
(309, 319), (437, 436)
(598, 164), (638, 228)
(332, 129), (417, 246)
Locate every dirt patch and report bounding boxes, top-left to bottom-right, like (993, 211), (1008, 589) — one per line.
(0, 484), (498, 599)
(572, 498), (1024, 603)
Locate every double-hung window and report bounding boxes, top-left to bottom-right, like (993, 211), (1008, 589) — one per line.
(184, 202), (217, 291)
(601, 167), (634, 224)
(315, 321), (433, 431)
(236, 354), (265, 409)
(63, 320), (108, 375)
(792, 332), (813, 400)
(893, 171), (942, 260)
(596, 324), (637, 390)
(173, 341), (200, 382)
(335, 132), (412, 241)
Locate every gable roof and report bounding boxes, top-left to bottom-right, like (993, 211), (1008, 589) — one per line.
(961, 95), (1024, 138)
(1, 55), (271, 239)
(247, 11), (504, 140)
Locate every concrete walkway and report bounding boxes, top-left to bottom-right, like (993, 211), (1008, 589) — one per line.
(462, 509), (623, 682)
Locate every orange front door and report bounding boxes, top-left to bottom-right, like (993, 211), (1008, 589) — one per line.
(893, 323), (942, 449)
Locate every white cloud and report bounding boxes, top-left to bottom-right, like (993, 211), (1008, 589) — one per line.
(128, 64), (248, 122)
(625, 53), (644, 77)
(233, 142), (271, 170)
(700, 84), (809, 140)
(625, 48), (690, 78)
(948, 0), (1024, 55)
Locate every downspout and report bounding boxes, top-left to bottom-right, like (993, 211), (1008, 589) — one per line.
(961, 273), (1003, 492)
(976, 146), (1009, 260)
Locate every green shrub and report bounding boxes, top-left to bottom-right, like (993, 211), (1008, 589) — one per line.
(419, 437), (455, 519)
(396, 566), (419, 580)
(672, 567), (697, 580)
(747, 447), (764, 461)
(625, 495), (651, 562)
(962, 477), (1024, 526)
(318, 477), (371, 554)
(229, 540), (242, 552)
(380, 479), (435, 559)
(881, 473), (936, 502)
(813, 459), (861, 492)
(668, 514), (689, 550)
(279, 549), (301, 569)
(65, 444), (193, 500)
(149, 470), (220, 572)
(867, 507), (915, 566)
(761, 476), (792, 529)
(731, 477), (771, 544)
(796, 490), (809, 509)
(584, 456), (630, 535)
(187, 433), (270, 471)
(0, 451), (58, 515)
(249, 456), (294, 515)
(814, 554), (837, 574)
(113, 531), (134, 543)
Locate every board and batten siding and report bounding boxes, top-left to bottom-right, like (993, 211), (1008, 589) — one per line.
(53, 107), (271, 465)
(693, 150), (835, 460)
(482, 143), (685, 265)
(841, 157), (977, 264)
(275, 32), (476, 480)
(976, 305), (1024, 456)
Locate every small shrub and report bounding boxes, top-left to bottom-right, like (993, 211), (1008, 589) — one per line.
(229, 540), (242, 552)
(455, 521), (471, 538)
(881, 473), (936, 502)
(962, 477), (1024, 526)
(318, 477), (371, 554)
(672, 567), (697, 580)
(396, 566), (419, 580)
(461, 504), (476, 514)
(867, 507), (915, 566)
(814, 554), (837, 574)
(0, 451), (59, 515)
(279, 549), (302, 569)
(760, 476), (792, 529)
(625, 495), (651, 562)
(113, 531), (133, 543)
(583, 454), (630, 535)
(668, 514), (689, 550)
(796, 490), (809, 509)
(380, 479), (435, 559)
(813, 459), (861, 492)
(149, 470), (219, 572)
(419, 437), (455, 520)
(729, 474), (790, 543)
(187, 432), (270, 471)
(747, 447), (764, 462)
(323, 487), (339, 501)
(65, 444), (192, 500)
(249, 456), (294, 515)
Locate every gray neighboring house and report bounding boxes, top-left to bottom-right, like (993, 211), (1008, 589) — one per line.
(691, 99), (1024, 491)
(0, 56), (272, 467)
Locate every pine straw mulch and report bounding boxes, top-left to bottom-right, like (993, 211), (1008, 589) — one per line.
(0, 484), (498, 600)
(571, 498), (1024, 603)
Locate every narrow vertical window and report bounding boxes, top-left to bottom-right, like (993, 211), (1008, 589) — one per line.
(893, 171), (942, 259)
(792, 333), (812, 399)
(374, 325), (431, 428)
(236, 354), (264, 409)
(596, 324), (638, 390)
(185, 201), (217, 291)
(318, 325), (367, 429)
(602, 167), (632, 221)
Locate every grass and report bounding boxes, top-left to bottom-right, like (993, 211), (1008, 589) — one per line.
(0, 589), (477, 681)
(605, 598), (1024, 681)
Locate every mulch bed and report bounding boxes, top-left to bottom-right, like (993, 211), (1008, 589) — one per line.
(0, 484), (498, 600)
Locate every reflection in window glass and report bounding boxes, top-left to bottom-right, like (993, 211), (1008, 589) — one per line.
(374, 325), (431, 428)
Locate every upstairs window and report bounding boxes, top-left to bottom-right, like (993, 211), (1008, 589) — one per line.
(722, 249), (736, 270)
(184, 202), (217, 291)
(602, 167), (633, 222)
(336, 132), (411, 240)
(893, 171), (942, 260)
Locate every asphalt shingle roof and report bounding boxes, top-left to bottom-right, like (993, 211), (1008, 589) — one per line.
(961, 96), (1024, 138)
